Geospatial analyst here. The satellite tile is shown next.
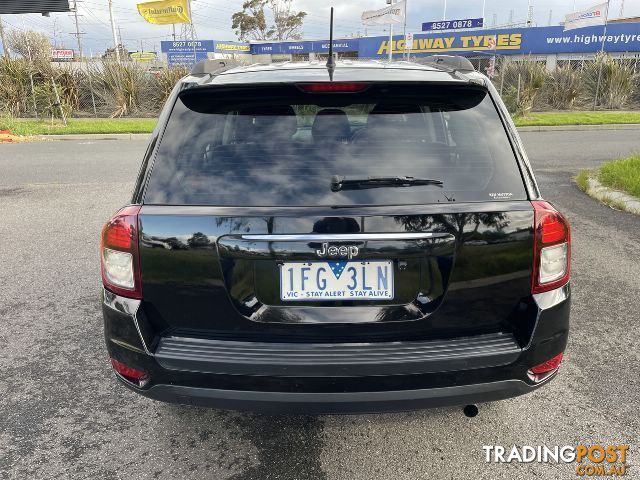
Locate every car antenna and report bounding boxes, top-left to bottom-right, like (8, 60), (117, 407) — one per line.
(326, 7), (335, 81)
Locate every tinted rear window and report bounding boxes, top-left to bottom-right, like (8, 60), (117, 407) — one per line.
(144, 84), (527, 206)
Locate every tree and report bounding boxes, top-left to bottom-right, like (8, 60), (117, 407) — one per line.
(231, 0), (306, 42)
(270, 0), (307, 41)
(7, 29), (51, 62)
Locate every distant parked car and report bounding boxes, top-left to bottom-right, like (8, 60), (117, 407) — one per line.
(101, 57), (570, 414)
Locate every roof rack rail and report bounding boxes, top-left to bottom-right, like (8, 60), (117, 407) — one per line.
(190, 59), (244, 76)
(417, 55), (475, 73)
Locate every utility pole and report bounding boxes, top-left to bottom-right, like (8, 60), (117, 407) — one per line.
(527, 0), (534, 27)
(187, 0), (197, 63)
(0, 16), (9, 58)
(71, 0), (83, 60)
(594, 0), (611, 109)
(388, 0), (395, 62)
(108, 0), (120, 63)
(492, 13), (497, 26)
(508, 9), (514, 25)
(548, 9), (553, 26)
(402, 0), (407, 60)
(619, 0), (625, 18)
(52, 19), (58, 48)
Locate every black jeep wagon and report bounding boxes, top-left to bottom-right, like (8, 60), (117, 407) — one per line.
(101, 57), (570, 414)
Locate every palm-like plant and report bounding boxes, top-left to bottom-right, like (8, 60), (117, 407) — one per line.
(544, 65), (581, 109)
(583, 53), (638, 109)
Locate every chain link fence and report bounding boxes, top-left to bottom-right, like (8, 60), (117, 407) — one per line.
(484, 54), (640, 114)
(0, 57), (190, 120)
(1, 54), (640, 120)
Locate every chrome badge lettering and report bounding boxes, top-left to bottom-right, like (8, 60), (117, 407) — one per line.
(316, 243), (359, 259)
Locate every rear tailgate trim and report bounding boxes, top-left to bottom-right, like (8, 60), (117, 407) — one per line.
(154, 332), (521, 377)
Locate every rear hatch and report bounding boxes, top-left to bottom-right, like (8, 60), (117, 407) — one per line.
(138, 80), (534, 343)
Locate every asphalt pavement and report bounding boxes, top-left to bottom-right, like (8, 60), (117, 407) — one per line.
(0, 130), (639, 479)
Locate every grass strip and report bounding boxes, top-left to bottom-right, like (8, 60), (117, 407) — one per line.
(597, 155), (640, 199)
(2, 111), (640, 136)
(514, 111), (640, 127)
(0, 117), (157, 136)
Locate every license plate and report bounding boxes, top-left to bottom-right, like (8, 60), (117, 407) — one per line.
(280, 261), (394, 301)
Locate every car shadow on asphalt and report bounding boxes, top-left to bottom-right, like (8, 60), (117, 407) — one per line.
(158, 401), (501, 479)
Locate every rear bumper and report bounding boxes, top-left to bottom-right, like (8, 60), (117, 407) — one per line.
(122, 377), (545, 414)
(102, 283), (570, 414)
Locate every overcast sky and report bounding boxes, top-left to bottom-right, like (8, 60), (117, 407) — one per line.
(1, 0), (638, 55)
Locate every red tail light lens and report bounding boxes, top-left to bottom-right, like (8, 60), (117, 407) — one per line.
(111, 358), (149, 387)
(101, 205), (142, 299)
(531, 201), (571, 294)
(297, 82), (370, 93)
(529, 352), (564, 374)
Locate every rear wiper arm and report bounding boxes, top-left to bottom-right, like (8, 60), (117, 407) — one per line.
(331, 175), (444, 192)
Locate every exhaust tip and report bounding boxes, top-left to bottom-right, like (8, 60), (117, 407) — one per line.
(463, 404), (479, 418)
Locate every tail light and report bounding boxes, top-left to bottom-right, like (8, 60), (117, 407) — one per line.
(528, 352), (564, 382)
(100, 205), (142, 299)
(531, 201), (571, 294)
(297, 82), (370, 93)
(111, 358), (149, 387)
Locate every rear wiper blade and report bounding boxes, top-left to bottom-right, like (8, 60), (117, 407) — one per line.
(331, 175), (444, 192)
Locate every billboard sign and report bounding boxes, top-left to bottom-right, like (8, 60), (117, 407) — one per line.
(161, 40), (211, 64)
(214, 41), (250, 53)
(251, 39), (359, 55)
(51, 48), (74, 61)
(130, 51), (158, 62)
(358, 23), (640, 57)
(161, 40), (250, 65)
(422, 17), (484, 32)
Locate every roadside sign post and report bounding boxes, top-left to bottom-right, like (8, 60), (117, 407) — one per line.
(486, 35), (496, 78)
(404, 32), (413, 59)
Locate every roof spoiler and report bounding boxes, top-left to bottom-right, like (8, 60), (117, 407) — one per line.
(418, 55), (475, 73)
(190, 59), (243, 76)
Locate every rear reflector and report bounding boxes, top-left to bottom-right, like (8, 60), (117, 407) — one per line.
(529, 352), (564, 375)
(297, 82), (370, 93)
(111, 358), (149, 386)
(531, 201), (571, 294)
(101, 205), (142, 299)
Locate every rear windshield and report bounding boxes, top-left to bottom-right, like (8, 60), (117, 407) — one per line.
(144, 84), (527, 206)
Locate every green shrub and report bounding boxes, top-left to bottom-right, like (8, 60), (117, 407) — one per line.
(86, 60), (155, 117)
(0, 57), (32, 116)
(583, 53), (638, 109)
(544, 65), (581, 109)
(498, 60), (546, 116)
(598, 155), (640, 198)
(153, 65), (190, 107)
